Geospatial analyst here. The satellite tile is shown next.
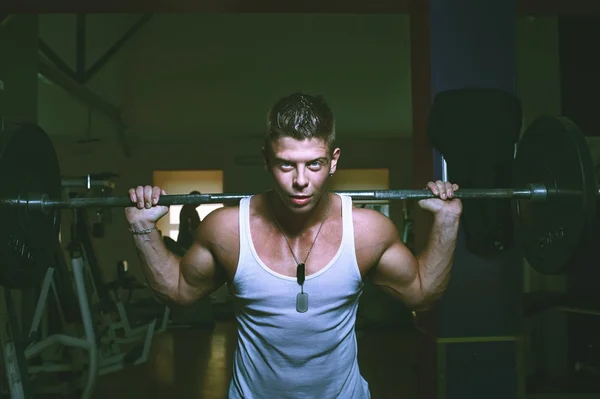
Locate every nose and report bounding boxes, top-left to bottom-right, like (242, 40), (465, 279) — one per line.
(293, 167), (309, 189)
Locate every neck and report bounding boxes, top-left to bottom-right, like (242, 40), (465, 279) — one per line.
(268, 190), (330, 236)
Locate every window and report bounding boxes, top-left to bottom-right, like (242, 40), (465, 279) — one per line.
(329, 168), (390, 216)
(329, 168), (389, 191)
(153, 170), (224, 241)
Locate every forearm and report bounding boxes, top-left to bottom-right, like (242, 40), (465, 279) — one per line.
(130, 224), (181, 303)
(416, 212), (460, 301)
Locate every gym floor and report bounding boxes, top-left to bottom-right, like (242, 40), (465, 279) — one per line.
(91, 318), (417, 399)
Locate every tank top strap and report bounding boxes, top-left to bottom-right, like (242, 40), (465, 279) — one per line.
(339, 194), (357, 258)
(238, 196), (253, 258)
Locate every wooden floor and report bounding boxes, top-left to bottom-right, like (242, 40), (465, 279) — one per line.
(92, 320), (418, 399)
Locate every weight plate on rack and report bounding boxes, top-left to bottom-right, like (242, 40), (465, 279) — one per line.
(513, 116), (596, 275)
(0, 123), (62, 289)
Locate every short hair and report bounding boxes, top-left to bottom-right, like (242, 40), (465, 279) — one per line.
(265, 92), (336, 155)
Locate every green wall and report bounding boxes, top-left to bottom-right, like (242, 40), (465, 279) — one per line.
(0, 15), (38, 123)
(121, 14), (413, 140)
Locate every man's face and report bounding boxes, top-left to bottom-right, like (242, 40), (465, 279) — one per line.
(264, 137), (340, 214)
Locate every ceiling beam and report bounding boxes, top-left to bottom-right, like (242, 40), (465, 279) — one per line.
(84, 14), (152, 84)
(38, 55), (132, 157)
(0, 14), (15, 29)
(38, 39), (77, 81)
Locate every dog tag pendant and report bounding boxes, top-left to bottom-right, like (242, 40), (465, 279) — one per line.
(296, 263), (306, 286)
(296, 292), (308, 313)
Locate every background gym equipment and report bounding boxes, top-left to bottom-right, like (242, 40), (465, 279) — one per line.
(0, 172), (165, 399)
(0, 247), (99, 398)
(0, 115), (597, 288)
(0, 123), (62, 290)
(512, 116), (598, 275)
(61, 172), (119, 238)
(69, 206), (166, 348)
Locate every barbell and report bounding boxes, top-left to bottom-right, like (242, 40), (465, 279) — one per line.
(0, 115), (598, 289)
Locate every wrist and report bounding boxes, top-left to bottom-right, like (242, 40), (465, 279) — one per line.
(129, 221), (157, 232)
(433, 211), (461, 225)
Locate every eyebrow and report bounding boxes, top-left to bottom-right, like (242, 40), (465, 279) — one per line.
(275, 157), (328, 164)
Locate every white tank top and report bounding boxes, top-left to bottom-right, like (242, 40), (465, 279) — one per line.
(228, 194), (371, 399)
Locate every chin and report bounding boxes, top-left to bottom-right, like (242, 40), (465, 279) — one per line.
(281, 197), (315, 212)
(287, 200), (314, 211)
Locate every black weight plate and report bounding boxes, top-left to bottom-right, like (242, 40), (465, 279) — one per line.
(513, 116), (596, 275)
(0, 123), (62, 289)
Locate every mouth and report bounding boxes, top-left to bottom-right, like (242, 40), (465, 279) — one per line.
(290, 195), (312, 205)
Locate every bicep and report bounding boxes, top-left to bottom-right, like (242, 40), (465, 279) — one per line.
(177, 221), (227, 304)
(368, 226), (423, 307)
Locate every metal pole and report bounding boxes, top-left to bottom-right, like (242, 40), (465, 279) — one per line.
(0, 186), (557, 210)
(0, 185), (594, 211)
(54, 188), (536, 208)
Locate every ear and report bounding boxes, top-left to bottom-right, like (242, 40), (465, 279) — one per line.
(329, 147), (341, 175)
(261, 146), (270, 171)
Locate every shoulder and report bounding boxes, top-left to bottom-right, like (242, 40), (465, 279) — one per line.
(197, 203), (240, 240)
(346, 200), (403, 274)
(350, 202), (398, 244)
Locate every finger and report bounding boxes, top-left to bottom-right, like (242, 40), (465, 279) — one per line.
(161, 189), (167, 196)
(135, 186), (145, 208)
(152, 186), (161, 205)
(128, 188), (136, 204)
(143, 186), (153, 208)
(444, 181), (454, 198)
(450, 182), (460, 197)
(425, 181), (439, 195)
(435, 180), (447, 199)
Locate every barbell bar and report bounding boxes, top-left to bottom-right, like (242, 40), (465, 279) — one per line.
(1, 185), (599, 215)
(0, 114), (598, 290)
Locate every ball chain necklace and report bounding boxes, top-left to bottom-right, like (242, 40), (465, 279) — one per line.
(268, 191), (330, 313)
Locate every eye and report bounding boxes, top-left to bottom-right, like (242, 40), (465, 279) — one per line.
(308, 161), (323, 170)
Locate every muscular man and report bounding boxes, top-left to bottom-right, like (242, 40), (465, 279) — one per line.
(125, 92), (462, 398)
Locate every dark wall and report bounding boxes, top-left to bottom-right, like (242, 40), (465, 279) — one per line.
(559, 16), (600, 137)
(0, 15), (38, 123)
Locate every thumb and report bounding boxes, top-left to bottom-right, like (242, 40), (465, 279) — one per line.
(418, 198), (441, 211)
